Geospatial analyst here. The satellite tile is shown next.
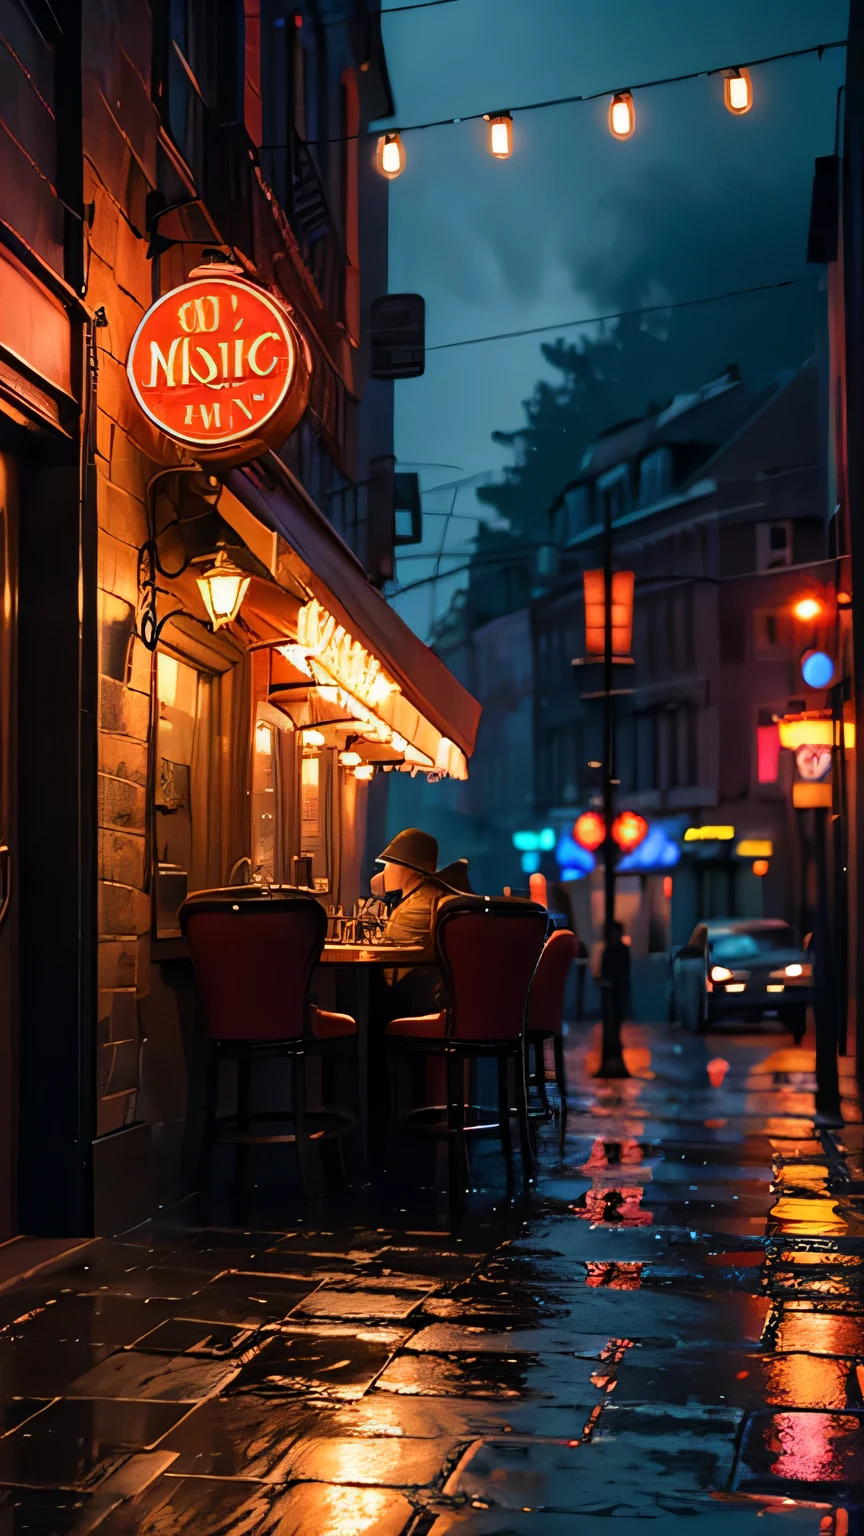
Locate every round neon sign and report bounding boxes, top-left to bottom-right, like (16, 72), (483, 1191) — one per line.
(126, 274), (311, 456)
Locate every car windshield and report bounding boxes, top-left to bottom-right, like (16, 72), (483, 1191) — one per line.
(710, 927), (795, 961)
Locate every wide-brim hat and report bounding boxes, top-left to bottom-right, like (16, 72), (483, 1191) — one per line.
(376, 827), (439, 880)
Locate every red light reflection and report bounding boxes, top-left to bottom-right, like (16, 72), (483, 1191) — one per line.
(768, 1411), (859, 1484)
(584, 1262), (643, 1290)
(571, 1188), (653, 1226)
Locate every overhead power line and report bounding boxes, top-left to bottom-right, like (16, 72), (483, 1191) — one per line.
(381, 0), (458, 11)
(305, 38), (845, 144)
(426, 276), (811, 353)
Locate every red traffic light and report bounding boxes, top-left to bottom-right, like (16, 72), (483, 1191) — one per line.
(573, 811), (606, 851)
(611, 810), (648, 852)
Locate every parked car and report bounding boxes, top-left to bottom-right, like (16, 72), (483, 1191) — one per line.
(669, 919), (811, 1041)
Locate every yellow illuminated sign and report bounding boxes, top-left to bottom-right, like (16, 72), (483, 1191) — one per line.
(735, 839), (773, 858)
(778, 716), (855, 750)
(684, 825), (735, 842)
(297, 599), (400, 712)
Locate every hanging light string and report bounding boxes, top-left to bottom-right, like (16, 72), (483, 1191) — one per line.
(426, 275), (809, 353)
(318, 0), (457, 20)
(298, 37), (844, 158)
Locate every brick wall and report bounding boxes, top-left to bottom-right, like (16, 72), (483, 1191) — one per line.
(84, 0), (173, 1139)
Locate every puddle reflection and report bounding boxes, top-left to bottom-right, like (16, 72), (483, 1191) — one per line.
(768, 1411), (860, 1484)
(570, 1188), (653, 1226)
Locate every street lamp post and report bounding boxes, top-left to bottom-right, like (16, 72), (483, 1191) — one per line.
(598, 485), (629, 1077)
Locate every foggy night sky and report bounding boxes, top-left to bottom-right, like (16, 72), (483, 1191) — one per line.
(376, 0), (847, 638)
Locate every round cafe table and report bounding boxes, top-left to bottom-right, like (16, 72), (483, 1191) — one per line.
(312, 943), (436, 1160)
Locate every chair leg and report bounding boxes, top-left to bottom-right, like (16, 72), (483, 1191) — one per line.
(293, 1047), (325, 1199)
(446, 1049), (467, 1207)
(497, 1051), (514, 1191)
(535, 1037), (550, 1113)
(553, 1033), (568, 1157)
(232, 1049), (251, 1224)
(514, 1050), (535, 1186)
(198, 1046), (218, 1213)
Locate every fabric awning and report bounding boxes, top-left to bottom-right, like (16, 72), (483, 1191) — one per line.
(225, 455), (481, 760)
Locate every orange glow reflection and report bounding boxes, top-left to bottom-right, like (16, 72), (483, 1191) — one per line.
(331, 1485), (408, 1531)
(707, 1057), (729, 1087)
(777, 1310), (862, 1356)
(769, 1197), (847, 1235)
(584, 1262), (643, 1290)
(764, 1353), (850, 1409)
(580, 1138), (643, 1172)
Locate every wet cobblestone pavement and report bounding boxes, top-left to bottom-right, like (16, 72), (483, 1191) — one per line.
(1, 1019), (863, 1533)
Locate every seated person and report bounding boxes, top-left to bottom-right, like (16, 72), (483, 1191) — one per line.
(371, 827), (445, 952)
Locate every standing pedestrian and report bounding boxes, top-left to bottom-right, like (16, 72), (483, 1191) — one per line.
(599, 920), (631, 1075)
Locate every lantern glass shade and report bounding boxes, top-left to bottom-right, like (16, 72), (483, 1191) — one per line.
(488, 113), (513, 157)
(196, 551), (250, 630)
(609, 92), (635, 139)
(377, 133), (405, 178)
(339, 750), (362, 767)
(583, 569), (635, 656)
(353, 764), (374, 780)
(724, 68), (752, 114)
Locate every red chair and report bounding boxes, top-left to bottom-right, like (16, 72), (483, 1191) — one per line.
(526, 929), (579, 1126)
(385, 895), (548, 1196)
(179, 888), (357, 1210)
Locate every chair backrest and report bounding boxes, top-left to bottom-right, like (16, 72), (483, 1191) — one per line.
(526, 929), (579, 1036)
(180, 889), (326, 1042)
(435, 896), (548, 1041)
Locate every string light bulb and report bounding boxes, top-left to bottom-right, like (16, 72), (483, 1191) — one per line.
(608, 91), (635, 139)
(376, 132), (405, 179)
(353, 764), (374, 780)
(723, 67), (753, 115)
(302, 729), (325, 747)
(339, 750), (362, 767)
(485, 111), (513, 158)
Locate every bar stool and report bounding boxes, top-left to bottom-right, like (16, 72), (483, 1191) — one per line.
(384, 895), (548, 1199)
(179, 888), (357, 1212)
(525, 929), (579, 1144)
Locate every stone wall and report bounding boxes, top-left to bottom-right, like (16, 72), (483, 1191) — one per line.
(84, 0), (166, 1140)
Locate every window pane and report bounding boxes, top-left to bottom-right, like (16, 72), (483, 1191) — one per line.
(251, 720), (276, 883)
(301, 752), (320, 836)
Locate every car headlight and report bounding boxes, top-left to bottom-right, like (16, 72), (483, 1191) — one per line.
(710, 965), (733, 982)
(785, 963), (803, 977)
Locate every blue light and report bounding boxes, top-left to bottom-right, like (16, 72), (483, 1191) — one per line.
(538, 827), (556, 851)
(512, 831), (540, 852)
(555, 831), (595, 874)
(520, 850), (541, 874)
(560, 865), (588, 882)
(801, 650), (835, 689)
(618, 825), (681, 872)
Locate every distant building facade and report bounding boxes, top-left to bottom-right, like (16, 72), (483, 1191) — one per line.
(533, 361), (831, 951)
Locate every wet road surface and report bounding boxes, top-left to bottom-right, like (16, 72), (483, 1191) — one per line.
(0, 1018), (862, 1533)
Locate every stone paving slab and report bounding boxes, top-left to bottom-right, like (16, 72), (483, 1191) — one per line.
(0, 1020), (857, 1535)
